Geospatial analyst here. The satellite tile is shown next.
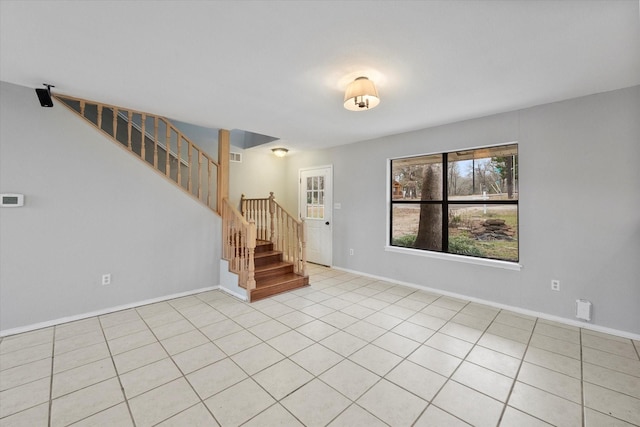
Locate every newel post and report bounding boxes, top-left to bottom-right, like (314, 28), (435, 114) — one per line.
(268, 192), (276, 244)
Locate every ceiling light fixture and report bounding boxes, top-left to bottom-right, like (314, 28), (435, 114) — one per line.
(272, 148), (288, 157)
(343, 76), (379, 111)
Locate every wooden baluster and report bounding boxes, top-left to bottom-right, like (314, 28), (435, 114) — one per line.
(274, 206), (279, 252)
(296, 222), (301, 274)
(80, 101), (85, 117)
(253, 201), (257, 238)
(276, 207), (281, 253)
(140, 113), (146, 160)
(153, 117), (159, 168)
(113, 107), (118, 139)
(240, 194), (246, 217)
(127, 111), (133, 151)
(165, 123), (171, 177)
(284, 209), (288, 257)
(176, 134), (182, 186)
(207, 161), (213, 208)
(97, 105), (103, 129)
(280, 212), (289, 256)
(246, 220), (257, 296)
(197, 151), (202, 200)
(257, 200), (262, 240)
(263, 200), (268, 241)
(290, 217), (295, 263)
(222, 205), (227, 259)
(269, 192), (276, 244)
(187, 143), (193, 193)
(264, 200), (268, 240)
(287, 216), (292, 262)
(301, 218), (307, 277)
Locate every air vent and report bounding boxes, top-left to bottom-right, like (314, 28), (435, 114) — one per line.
(230, 152), (242, 163)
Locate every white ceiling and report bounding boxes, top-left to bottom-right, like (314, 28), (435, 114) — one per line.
(1, 1), (638, 152)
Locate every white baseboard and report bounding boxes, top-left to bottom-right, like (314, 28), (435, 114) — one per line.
(218, 286), (248, 301)
(332, 266), (640, 341)
(0, 286), (218, 337)
(218, 259), (248, 301)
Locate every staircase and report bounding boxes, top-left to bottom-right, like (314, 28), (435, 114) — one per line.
(55, 93), (308, 302)
(253, 240), (309, 301)
(221, 195), (308, 302)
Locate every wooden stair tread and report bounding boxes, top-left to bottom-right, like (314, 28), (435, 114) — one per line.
(254, 250), (281, 258)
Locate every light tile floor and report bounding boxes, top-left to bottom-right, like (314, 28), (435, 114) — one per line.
(1, 264), (639, 426)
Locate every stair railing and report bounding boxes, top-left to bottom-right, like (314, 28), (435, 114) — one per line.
(55, 94), (219, 213)
(221, 198), (257, 291)
(241, 192), (307, 277)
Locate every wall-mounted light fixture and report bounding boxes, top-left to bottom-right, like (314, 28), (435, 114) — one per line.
(272, 148), (289, 157)
(344, 76), (379, 111)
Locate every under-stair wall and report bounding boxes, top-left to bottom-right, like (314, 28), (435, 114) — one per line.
(0, 81), (220, 334)
(55, 94), (220, 213)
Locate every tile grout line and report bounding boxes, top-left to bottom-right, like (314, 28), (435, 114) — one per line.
(135, 299), (223, 426)
(98, 315), (138, 427)
(495, 315), (537, 426)
(409, 299), (480, 427)
(580, 328), (585, 427)
(47, 325), (56, 427)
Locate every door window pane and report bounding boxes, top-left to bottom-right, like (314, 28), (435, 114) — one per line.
(305, 174), (325, 219)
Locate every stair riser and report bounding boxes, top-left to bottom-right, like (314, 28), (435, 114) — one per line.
(255, 243), (274, 254)
(254, 254), (282, 267)
(255, 265), (294, 281)
(250, 277), (309, 302)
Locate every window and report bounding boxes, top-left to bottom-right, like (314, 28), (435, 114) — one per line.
(390, 144), (518, 262)
(305, 175), (325, 219)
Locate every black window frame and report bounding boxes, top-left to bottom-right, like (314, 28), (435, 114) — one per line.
(390, 144), (519, 263)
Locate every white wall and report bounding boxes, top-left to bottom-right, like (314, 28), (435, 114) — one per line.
(0, 82), (221, 333)
(229, 146), (288, 205)
(283, 86), (640, 336)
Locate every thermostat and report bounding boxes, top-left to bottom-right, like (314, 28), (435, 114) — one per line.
(1, 194), (24, 207)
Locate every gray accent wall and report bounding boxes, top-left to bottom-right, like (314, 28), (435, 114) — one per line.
(0, 82), (220, 332)
(283, 86), (640, 335)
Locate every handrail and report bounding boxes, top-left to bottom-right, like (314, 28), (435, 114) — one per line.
(241, 192), (307, 277)
(54, 94), (219, 212)
(221, 198), (257, 291)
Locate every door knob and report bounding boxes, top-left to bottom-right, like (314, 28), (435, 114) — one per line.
(325, 221), (330, 225)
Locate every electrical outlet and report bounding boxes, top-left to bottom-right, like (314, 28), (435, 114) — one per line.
(349, 248), (354, 256)
(102, 274), (111, 286)
(551, 279), (560, 291)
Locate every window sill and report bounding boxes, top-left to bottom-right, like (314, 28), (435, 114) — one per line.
(384, 245), (522, 271)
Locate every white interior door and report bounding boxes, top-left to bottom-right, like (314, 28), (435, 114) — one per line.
(300, 166), (332, 266)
